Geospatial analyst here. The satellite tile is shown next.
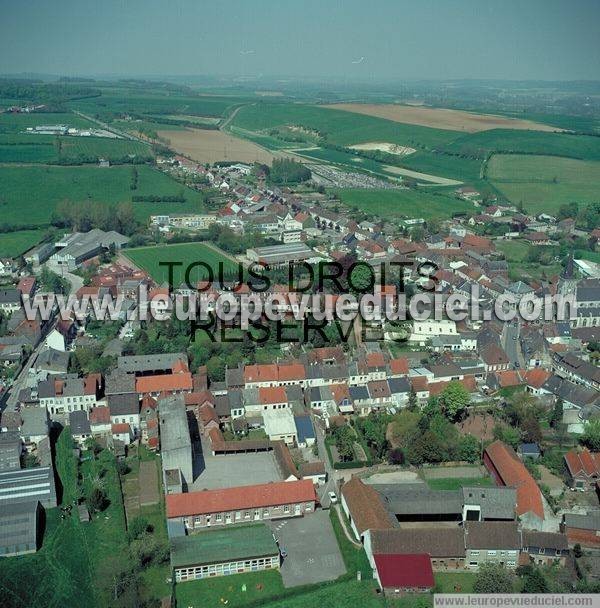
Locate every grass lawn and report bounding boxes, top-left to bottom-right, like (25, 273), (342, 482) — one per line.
(0, 164), (204, 227)
(425, 477), (493, 491)
(0, 229), (48, 256)
(329, 507), (372, 576)
(330, 187), (473, 221)
(574, 249), (600, 263)
(175, 569), (285, 608)
(434, 572), (476, 593)
(124, 241), (237, 285)
(487, 153), (600, 213)
(0, 112), (93, 133)
(496, 238), (562, 281)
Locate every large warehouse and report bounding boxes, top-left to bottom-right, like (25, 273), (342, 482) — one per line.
(246, 243), (318, 267)
(170, 523), (279, 582)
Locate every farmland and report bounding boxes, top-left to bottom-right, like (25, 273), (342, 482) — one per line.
(330, 188), (473, 221)
(445, 129), (600, 160)
(487, 154), (600, 213)
(325, 103), (560, 133)
(157, 127), (278, 164)
(0, 229), (49, 257)
(124, 242), (237, 285)
(230, 103), (461, 149)
(0, 164), (204, 227)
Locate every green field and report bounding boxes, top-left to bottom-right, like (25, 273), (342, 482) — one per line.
(487, 153), (600, 213)
(434, 572), (476, 593)
(69, 92), (250, 121)
(0, 229), (49, 256)
(231, 103), (461, 149)
(496, 238), (562, 280)
(446, 128), (600, 160)
(399, 151), (482, 183)
(425, 476), (494, 491)
(57, 136), (151, 162)
(331, 188), (473, 221)
(0, 164), (204, 227)
(124, 242), (236, 285)
(0, 112), (93, 133)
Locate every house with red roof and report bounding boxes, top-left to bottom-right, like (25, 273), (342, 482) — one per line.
(564, 448), (600, 491)
(373, 554), (434, 596)
(166, 479), (316, 530)
(483, 440), (544, 528)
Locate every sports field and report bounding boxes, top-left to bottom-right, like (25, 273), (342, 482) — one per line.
(325, 103), (559, 133)
(0, 164), (204, 227)
(331, 188), (473, 220)
(124, 242), (237, 286)
(487, 153), (600, 213)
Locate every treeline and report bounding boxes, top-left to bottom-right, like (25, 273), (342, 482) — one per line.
(268, 158), (311, 185)
(0, 80), (100, 103)
(50, 200), (139, 236)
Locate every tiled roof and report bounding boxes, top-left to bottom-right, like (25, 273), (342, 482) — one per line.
(340, 477), (395, 537)
(259, 386), (287, 405)
(370, 528), (466, 558)
(484, 440), (544, 520)
(464, 521), (520, 550)
(135, 372), (193, 394)
(166, 479), (316, 518)
(373, 554), (434, 589)
(564, 448), (600, 478)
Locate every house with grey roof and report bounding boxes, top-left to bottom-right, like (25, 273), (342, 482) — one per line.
(0, 288), (21, 314)
(464, 521), (520, 570)
(0, 432), (22, 471)
(462, 486), (517, 521)
(51, 229), (129, 271)
(117, 352), (186, 374)
(33, 348), (70, 375)
(159, 395), (193, 493)
(69, 410), (92, 446)
(20, 407), (49, 446)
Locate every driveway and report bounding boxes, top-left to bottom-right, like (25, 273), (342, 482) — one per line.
(268, 510), (345, 587)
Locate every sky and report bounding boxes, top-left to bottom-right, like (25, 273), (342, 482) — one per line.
(1, 0), (599, 81)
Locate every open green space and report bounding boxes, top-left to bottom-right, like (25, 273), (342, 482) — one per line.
(0, 229), (49, 257)
(445, 129), (600, 160)
(434, 572), (476, 593)
(69, 93), (250, 121)
(124, 242), (236, 285)
(231, 103), (461, 149)
(399, 151), (482, 183)
(487, 153), (600, 213)
(0, 112), (93, 133)
(330, 187), (473, 221)
(574, 249), (600, 264)
(425, 476), (493, 491)
(496, 238), (562, 280)
(57, 136), (151, 162)
(0, 164), (204, 227)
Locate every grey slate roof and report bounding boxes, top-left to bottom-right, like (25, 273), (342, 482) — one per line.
(69, 410), (91, 436)
(105, 369), (136, 395)
(374, 484), (463, 517)
(0, 432), (21, 471)
(107, 393), (140, 416)
(117, 352), (186, 373)
(563, 512), (600, 531)
(464, 521), (520, 550)
(34, 348), (69, 373)
(349, 385), (369, 401)
(20, 408), (49, 440)
(462, 486), (517, 520)
(0, 466), (56, 507)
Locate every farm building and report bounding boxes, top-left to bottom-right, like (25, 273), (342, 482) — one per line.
(159, 395), (193, 493)
(0, 500), (42, 557)
(372, 553), (434, 596)
(0, 465), (57, 508)
(170, 523), (279, 583)
(51, 229), (129, 270)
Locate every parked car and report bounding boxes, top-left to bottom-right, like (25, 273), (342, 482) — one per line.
(328, 491), (338, 504)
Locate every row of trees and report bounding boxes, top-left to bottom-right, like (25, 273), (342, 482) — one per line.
(51, 199), (139, 236)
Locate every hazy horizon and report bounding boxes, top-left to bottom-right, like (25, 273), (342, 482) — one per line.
(1, 0), (599, 82)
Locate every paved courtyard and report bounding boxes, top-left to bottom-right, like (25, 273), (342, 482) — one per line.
(268, 510), (345, 587)
(191, 437), (282, 490)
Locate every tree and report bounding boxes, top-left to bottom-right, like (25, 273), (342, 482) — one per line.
(406, 430), (445, 465)
(494, 424), (521, 450)
(550, 398), (563, 428)
(128, 516), (152, 541)
(333, 426), (355, 462)
(473, 563), (514, 594)
(87, 486), (108, 513)
(573, 543), (583, 558)
(439, 381), (470, 421)
(521, 415), (542, 444)
(407, 388), (418, 411)
(389, 448), (404, 465)
(459, 434), (480, 463)
(521, 566), (549, 593)
(581, 420), (600, 451)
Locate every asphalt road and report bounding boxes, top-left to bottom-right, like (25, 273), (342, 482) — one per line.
(503, 321), (523, 369)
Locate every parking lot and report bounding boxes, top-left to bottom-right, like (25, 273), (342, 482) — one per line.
(268, 510), (345, 587)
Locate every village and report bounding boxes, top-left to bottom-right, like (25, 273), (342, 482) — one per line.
(0, 153), (599, 606)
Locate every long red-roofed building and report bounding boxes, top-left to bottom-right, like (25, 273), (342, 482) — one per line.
(166, 479), (316, 529)
(483, 440), (544, 527)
